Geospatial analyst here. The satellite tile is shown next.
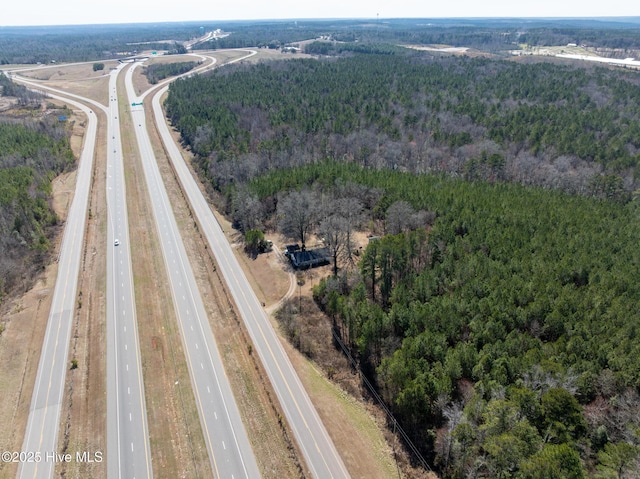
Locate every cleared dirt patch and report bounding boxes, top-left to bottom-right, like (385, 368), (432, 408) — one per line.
(0, 97), (17, 111)
(179, 149), (416, 478)
(149, 50), (424, 477)
(0, 49), (434, 479)
(216, 204), (436, 479)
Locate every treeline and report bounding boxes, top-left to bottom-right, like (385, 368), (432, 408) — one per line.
(237, 160), (640, 477)
(520, 27), (640, 51)
(0, 73), (44, 106)
(0, 118), (74, 302)
(3, 19), (638, 64)
(193, 19), (352, 50)
(164, 31), (640, 476)
(197, 28), (318, 50)
(304, 41), (405, 56)
(193, 18), (640, 53)
(0, 22), (209, 64)
(165, 53), (640, 201)
(143, 61), (197, 84)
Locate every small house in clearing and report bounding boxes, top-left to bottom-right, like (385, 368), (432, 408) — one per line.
(290, 248), (330, 269)
(284, 244), (330, 269)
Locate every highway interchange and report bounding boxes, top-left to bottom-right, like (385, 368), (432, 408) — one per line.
(10, 51), (350, 479)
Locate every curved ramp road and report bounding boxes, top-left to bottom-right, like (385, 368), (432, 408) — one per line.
(153, 51), (351, 479)
(14, 85), (97, 479)
(125, 62), (261, 479)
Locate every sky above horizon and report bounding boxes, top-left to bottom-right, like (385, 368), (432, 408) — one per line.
(2, 0), (638, 27)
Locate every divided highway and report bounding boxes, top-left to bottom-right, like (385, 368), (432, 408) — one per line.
(14, 68), (154, 479)
(12, 49), (350, 479)
(124, 62), (261, 478)
(152, 53), (351, 479)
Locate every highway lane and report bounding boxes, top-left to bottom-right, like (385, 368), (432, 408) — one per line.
(14, 85), (97, 479)
(13, 69), (153, 479)
(124, 62), (261, 479)
(152, 51), (351, 479)
(105, 65), (153, 479)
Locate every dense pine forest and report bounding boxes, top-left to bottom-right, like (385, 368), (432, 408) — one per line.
(166, 52), (640, 201)
(143, 61), (197, 84)
(165, 49), (640, 476)
(261, 162), (640, 477)
(3, 17), (640, 477)
(0, 110), (74, 302)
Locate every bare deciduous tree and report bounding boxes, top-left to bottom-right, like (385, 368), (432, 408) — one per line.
(232, 185), (264, 233)
(277, 189), (320, 249)
(334, 196), (364, 266)
(319, 214), (349, 276)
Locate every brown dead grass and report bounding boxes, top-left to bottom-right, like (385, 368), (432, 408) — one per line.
(0, 101), (103, 479)
(130, 54), (205, 96)
(149, 84), (303, 478)
(20, 62), (117, 106)
(179, 148), (420, 479)
(0, 102), (91, 477)
(150, 51), (424, 478)
(115, 67), (213, 479)
(55, 105), (108, 479)
(0, 265), (56, 479)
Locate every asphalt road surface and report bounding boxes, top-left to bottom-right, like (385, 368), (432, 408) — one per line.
(152, 52), (351, 479)
(14, 85), (98, 479)
(13, 69), (154, 479)
(125, 62), (261, 479)
(105, 64), (154, 479)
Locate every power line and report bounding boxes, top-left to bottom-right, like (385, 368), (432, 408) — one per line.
(331, 327), (432, 473)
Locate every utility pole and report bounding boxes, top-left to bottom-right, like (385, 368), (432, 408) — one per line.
(298, 277), (304, 314)
(393, 419), (401, 479)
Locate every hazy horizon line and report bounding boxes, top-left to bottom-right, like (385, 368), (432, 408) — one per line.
(2, 15), (640, 29)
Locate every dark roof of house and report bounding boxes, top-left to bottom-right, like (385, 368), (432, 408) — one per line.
(290, 247), (329, 268)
